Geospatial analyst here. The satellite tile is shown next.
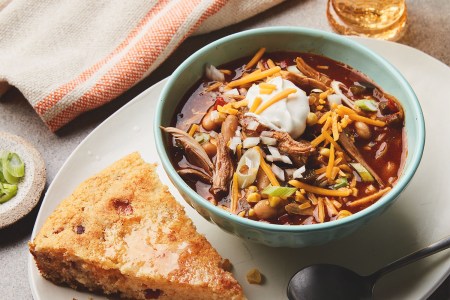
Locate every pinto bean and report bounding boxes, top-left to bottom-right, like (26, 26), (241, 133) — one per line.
(256, 169), (270, 191)
(354, 121), (371, 139)
(253, 200), (278, 220)
(202, 142), (217, 158)
(202, 111), (220, 131)
(221, 115), (238, 143)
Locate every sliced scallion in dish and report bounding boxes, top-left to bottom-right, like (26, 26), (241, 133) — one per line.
(0, 183), (18, 203)
(354, 99), (378, 112)
(0, 151), (25, 204)
(262, 185), (297, 197)
(350, 163), (374, 182)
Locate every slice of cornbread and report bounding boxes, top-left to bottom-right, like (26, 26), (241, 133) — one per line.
(29, 152), (244, 300)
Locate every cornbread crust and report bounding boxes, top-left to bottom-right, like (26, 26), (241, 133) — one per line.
(29, 152), (244, 300)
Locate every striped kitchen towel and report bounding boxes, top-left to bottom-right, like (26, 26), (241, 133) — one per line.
(0, 0), (283, 131)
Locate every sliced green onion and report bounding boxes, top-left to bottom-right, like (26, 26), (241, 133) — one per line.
(3, 166), (19, 184)
(0, 161), (5, 183)
(0, 183), (18, 203)
(194, 132), (210, 144)
(354, 99), (378, 112)
(3, 152), (25, 178)
(262, 185), (297, 197)
(350, 163), (374, 182)
(333, 177), (348, 189)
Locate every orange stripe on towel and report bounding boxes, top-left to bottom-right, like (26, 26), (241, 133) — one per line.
(45, 0), (228, 131)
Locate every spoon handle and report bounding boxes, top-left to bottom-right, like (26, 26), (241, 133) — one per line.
(368, 236), (450, 283)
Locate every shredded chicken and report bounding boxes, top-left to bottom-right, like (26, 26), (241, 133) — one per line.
(177, 168), (212, 184)
(211, 133), (234, 195)
(338, 129), (384, 187)
(295, 57), (332, 87)
(161, 127), (214, 175)
(283, 71), (328, 91)
(238, 115), (268, 137)
(267, 131), (315, 166)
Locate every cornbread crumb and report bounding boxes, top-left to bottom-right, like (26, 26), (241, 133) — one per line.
(246, 268), (263, 284)
(29, 152), (244, 300)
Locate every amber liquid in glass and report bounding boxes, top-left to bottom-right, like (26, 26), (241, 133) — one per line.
(327, 0), (407, 41)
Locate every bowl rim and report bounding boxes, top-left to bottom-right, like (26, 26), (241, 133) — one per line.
(154, 26), (425, 233)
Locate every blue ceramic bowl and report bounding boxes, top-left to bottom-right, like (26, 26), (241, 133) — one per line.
(154, 27), (425, 247)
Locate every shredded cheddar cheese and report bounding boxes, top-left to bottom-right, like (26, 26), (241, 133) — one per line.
(318, 111), (331, 124)
(317, 198), (325, 223)
(259, 88), (274, 94)
(347, 187), (391, 207)
(188, 124), (199, 137)
(243, 69), (262, 78)
(231, 173), (239, 213)
(266, 59), (276, 69)
(311, 133), (326, 147)
(227, 67), (281, 88)
(236, 144), (242, 160)
(289, 180), (351, 197)
(249, 97), (262, 113)
(337, 105), (357, 115)
(259, 83), (277, 89)
(231, 99), (249, 108)
(325, 198), (338, 216)
(206, 82), (222, 92)
(217, 105), (238, 115)
(331, 166), (340, 180)
(255, 146), (280, 186)
(326, 144), (335, 180)
(245, 47), (266, 69)
(347, 114), (386, 127)
(321, 116), (332, 132)
(254, 88), (297, 114)
(315, 166), (327, 174)
(332, 111), (340, 140)
(322, 130), (343, 152)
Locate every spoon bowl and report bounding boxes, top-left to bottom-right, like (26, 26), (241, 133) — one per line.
(287, 236), (450, 300)
(287, 264), (372, 300)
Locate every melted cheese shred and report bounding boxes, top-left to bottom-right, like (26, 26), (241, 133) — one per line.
(188, 124), (199, 136)
(254, 88), (297, 114)
(227, 67), (281, 88)
(336, 105), (386, 127)
(289, 180), (351, 197)
(326, 143), (335, 180)
(231, 173), (239, 213)
(347, 187), (391, 207)
(249, 97), (262, 113)
(246, 47), (266, 69)
(255, 146), (280, 186)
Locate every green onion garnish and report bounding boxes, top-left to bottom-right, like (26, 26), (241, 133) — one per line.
(333, 177), (348, 189)
(3, 152), (25, 178)
(0, 183), (18, 204)
(350, 163), (374, 182)
(262, 185), (297, 197)
(354, 99), (378, 112)
(0, 151), (25, 204)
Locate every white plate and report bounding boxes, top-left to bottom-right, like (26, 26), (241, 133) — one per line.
(28, 38), (450, 300)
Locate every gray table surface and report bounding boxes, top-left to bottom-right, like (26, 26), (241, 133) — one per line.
(1, 0), (449, 299)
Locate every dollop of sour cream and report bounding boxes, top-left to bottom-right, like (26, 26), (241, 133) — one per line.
(245, 76), (310, 139)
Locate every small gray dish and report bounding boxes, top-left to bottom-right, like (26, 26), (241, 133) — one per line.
(0, 132), (46, 228)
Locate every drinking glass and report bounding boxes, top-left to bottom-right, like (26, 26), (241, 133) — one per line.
(327, 0), (407, 41)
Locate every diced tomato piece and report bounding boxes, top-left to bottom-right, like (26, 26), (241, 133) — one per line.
(213, 97), (227, 110)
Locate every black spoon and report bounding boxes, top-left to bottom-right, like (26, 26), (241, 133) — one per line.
(287, 236), (450, 300)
